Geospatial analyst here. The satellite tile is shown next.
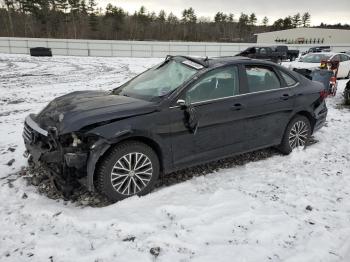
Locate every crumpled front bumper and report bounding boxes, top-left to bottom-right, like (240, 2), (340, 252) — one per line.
(23, 114), (87, 173)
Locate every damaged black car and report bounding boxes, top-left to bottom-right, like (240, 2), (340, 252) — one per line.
(23, 55), (328, 202)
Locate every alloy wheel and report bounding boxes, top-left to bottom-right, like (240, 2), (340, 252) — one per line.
(110, 152), (153, 196)
(289, 120), (309, 149)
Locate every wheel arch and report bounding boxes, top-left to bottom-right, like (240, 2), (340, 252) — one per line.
(117, 136), (164, 171)
(90, 135), (165, 189)
(279, 110), (315, 145)
(295, 111), (316, 132)
(278, 111), (314, 154)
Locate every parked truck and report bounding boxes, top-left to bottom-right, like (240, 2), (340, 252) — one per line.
(272, 45), (300, 61)
(236, 46), (286, 63)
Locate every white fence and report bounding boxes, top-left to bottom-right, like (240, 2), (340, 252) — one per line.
(1, 37), (350, 58)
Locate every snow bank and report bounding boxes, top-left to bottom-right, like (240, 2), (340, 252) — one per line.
(0, 54), (349, 262)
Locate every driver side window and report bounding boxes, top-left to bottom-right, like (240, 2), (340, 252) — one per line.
(186, 66), (239, 104)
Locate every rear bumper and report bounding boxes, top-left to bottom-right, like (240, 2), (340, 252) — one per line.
(313, 101), (328, 133)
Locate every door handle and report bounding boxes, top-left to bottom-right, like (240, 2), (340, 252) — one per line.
(231, 103), (245, 111)
(280, 94), (290, 100)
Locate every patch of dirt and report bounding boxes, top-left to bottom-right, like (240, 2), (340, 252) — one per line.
(335, 103), (350, 110)
(20, 163), (110, 207)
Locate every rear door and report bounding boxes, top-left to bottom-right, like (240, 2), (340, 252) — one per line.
(239, 64), (297, 149)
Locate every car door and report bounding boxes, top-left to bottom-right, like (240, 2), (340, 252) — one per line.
(330, 54), (343, 77)
(339, 54), (350, 78)
(238, 64), (297, 149)
(169, 65), (251, 167)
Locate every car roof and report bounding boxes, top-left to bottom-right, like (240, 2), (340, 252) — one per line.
(208, 56), (278, 67)
(209, 56), (251, 64)
(305, 52), (346, 56)
(173, 55), (277, 68)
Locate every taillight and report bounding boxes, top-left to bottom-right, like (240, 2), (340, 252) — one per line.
(330, 76), (336, 85)
(320, 90), (328, 100)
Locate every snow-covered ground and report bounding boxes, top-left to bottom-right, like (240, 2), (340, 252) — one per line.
(0, 54), (350, 262)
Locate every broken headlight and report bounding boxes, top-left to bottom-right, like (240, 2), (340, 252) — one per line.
(59, 133), (99, 150)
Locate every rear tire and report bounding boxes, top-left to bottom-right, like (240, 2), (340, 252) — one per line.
(278, 115), (312, 155)
(95, 141), (160, 202)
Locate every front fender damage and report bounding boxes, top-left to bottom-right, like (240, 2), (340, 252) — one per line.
(84, 139), (111, 192)
(24, 112), (138, 195)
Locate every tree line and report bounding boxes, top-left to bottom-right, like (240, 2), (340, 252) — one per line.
(0, 0), (349, 42)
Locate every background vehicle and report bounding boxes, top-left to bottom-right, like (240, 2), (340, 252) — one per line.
(236, 46), (287, 63)
(288, 52), (350, 78)
(344, 80), (350, 105)
(301, 46), (331, 56)
(30, 47), (52, 57)
(23, 56), (328, 202)
(273, 45), (300, 61)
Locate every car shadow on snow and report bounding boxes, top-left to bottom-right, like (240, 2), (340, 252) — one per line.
(18, 138), (318, 207)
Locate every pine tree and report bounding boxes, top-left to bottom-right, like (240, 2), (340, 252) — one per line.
(302, 12), (311, 27)
(228, 13), (234, 22)
(248, 13), (257, 26)
(283, 16), (293, 29)
(104, 4), (125, 39)
(238, 13), (249, 39)
(4, 0), (15, 36)
(167, 12), (178, 24)
(182, 7), (196, 23)
(87, 0), (98, 33)
(292, 13), (302, 28)
(214, 12), (228, 23)
(158, 10), (166, 23)
(272, 18), (284, 30)
(262, 16), (269, 26)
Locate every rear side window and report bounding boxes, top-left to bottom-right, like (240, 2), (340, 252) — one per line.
(259, 48), (267, 55)
(279, 71), (297, 86)
(331, 55), (340, 62)
(245, 66), (281, 93)
(340, 54), (349, 62)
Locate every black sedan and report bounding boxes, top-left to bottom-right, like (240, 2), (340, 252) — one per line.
(23, 56), (328, 201)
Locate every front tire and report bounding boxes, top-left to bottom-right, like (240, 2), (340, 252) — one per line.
(95, 141), (160, 202)
(278, 115), (312, 155)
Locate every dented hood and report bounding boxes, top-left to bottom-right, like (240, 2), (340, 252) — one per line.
(35, 91), (157, 134)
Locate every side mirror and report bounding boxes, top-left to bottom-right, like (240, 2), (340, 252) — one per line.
(176, 99), (187, 109)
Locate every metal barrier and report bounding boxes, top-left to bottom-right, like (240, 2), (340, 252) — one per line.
(1, 37), (349, 58)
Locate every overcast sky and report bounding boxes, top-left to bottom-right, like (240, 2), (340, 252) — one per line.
(98, 0), (350, 25)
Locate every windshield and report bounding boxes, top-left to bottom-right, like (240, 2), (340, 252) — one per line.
(300, 53), (332, 63)
(113, 58), (199, 100)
